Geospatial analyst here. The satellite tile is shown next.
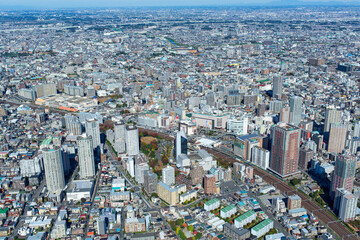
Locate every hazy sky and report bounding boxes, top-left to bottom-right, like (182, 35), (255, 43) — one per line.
(1, 0), (359, 8)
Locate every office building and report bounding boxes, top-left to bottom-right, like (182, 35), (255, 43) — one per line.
(328, 123), (347, 153)
(77, 135), (95, 178)
(204, 174), (216, 195)
(270, 123), (301, 178)
(42, 146), (65, 194)
(289, 96), (302, 126)
(272, 75), (283, 99)
(162, 166), (175, 186)
(330, 155), (356, 198)
(85, 118), (101, 150)
(125, 125), (139, 156)
(175, 130), (187, 163)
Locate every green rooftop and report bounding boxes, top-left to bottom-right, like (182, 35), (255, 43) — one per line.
(221, 204), (236, 213)
(0, 208), (9, 214)
(204, 198), (220, 207)
(235, 210), (256, 222)
(40, 137), (52, 146)
(252, 219), (273, 232)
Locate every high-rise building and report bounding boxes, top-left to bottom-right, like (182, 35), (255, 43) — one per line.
(227, 90), (241, 106)
(42, 146), (65, 194)
(330, 155), (356, 198)
(256, 103), (267, 117)
(114, 121), (126, 153)
(125, 125), (139, 156)
(298, 147), (313, 171)
(77, 135), (95, 178)
(289, 96), (302, 126)
(353, 122), (360, 138)
(190, 165), (205, 185)
(175, 130), (187, 163)
(270, 123), (300, 178)
(251, 146), (270, 170)
(162, 166), (175, 186)
(85, 118), (101, 150)
(280, 106), (290, 123)
(272, 75), (283, 99)
(65, 115), (82, 135)
(144, 170), (158, 193)
(204, 174), (216, 195)
(135, 163), (149, 184)
(324, 106), (342, 135)
(337, 189), (358, 222)
(328, 123), (347, 153)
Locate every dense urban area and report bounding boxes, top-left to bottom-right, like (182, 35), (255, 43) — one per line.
(0, 5), (360, 240)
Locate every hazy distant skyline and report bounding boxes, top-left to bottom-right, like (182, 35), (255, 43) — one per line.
(1, 0), (360, 9)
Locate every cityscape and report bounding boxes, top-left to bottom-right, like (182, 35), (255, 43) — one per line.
(0, 4), (360, 240)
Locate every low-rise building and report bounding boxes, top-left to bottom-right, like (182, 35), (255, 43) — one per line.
(251, 219), (274, 238)
(157, 182), (186, 205)
(220, 204), (236, 219)
(125, 218), (146, 233)
(204, 198), (220, 211)
(223, 223), (250, 240)
(179, 190), (197, 204)
(234, 210), (256, 228)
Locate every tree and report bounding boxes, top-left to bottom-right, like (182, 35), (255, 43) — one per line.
(178, 230), (186, 240)
(175, 218), (184, 226)
(188, 225), (194, 232)
(290, 178), (301, 186)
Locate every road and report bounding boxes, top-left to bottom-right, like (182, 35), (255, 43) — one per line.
(83, 163), (102, 236)
(104, 143), (152, 209)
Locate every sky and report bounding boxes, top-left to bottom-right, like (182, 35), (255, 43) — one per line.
(0, 0), (359, 9)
